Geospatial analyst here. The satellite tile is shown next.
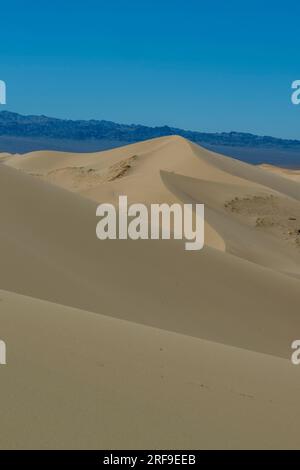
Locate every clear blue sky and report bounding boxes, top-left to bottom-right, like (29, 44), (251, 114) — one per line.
(1, 0), (300, 138)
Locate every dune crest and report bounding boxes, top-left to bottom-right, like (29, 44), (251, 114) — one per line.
(4, 135), (300, 273)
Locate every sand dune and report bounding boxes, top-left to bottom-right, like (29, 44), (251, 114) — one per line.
(4, 135), (300, 275)
(1, 136), (300, 448)
(1, 288), (300, 450)
(260, 163), (300, 183)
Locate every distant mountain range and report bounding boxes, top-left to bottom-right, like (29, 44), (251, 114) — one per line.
(1, 110), (300, 167)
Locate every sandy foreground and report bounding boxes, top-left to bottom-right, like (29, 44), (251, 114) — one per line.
(1, 135), (300, 449)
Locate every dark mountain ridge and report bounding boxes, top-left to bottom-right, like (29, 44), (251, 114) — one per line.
(1, 111), (300, 166)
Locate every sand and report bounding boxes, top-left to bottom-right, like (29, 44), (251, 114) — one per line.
(260, 163), (300, 183)
(1, 136), (300, 449)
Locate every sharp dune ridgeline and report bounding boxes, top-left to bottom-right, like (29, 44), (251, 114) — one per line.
(1, 135), (300, 449)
